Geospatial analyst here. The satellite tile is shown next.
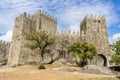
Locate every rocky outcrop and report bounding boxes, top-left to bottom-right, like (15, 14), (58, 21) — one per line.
(80, 65), (120, 75)
(52, 58), (67, 66)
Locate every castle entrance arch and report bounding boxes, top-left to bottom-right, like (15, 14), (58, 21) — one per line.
(89, 54), (107, 66)
(97, 54), (107, 66)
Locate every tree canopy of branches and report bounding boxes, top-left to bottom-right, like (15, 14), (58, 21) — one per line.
(68, 41), (97, 67)
(111, 40), (120, 64)
(26, 31), (55, 61)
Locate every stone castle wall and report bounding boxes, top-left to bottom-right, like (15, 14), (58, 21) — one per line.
(55, 31), (80, 62)
(0, 40), (10, 62)
(7, 11), (110, 66)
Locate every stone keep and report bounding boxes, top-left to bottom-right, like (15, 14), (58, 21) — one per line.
(8, 11), (57, 66)
(80, 15), (110, 65)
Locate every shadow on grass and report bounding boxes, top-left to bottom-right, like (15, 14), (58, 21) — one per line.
(116, 76), (120, 80)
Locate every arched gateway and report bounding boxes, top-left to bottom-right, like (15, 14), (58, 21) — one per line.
(88, 54), (107, 66)
(97, 54), (107, 66)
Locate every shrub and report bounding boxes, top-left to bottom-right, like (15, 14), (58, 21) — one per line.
(68, 41), (96, 67)
(76, 60), (87, 67)
(38, 63), (46, 69)
(2, 58), (8, 65)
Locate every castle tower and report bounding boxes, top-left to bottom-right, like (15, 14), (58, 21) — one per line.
(8, 11), (57, 66)
(32, 10), (57, 33)
(80, 15), (110, 66)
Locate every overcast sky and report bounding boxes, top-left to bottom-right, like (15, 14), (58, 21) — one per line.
(0, 0), (120, 43)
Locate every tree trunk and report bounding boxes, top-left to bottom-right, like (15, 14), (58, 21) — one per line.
(41, 51), (44, 60)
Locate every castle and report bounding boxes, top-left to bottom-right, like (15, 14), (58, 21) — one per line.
(7, 10), (111, 66)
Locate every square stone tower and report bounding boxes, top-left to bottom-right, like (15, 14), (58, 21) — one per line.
(80, 15), (110, 56)
(8, 11), (57, 66)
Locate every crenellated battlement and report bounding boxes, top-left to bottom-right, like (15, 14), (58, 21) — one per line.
(36, 10), (57, 21)
(56, 30), (80, 36)
(14, 10), (57, 36)
(86, 14), (106, 20)
(81, 14), (106, 26)
(0, 40), (10, 45)
(16, 10), (57, 22)
(56, 30), (80, 43)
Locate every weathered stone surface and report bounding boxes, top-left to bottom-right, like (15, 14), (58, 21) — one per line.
(88, 54), (107, 66)
(80, 65), (119, 75)
(52, 58), (67, 66)
(52, 52), (59, 61)
(58, 58), (67, 64)
(43, 55), (53, 64)
(52, 61), (64, 66)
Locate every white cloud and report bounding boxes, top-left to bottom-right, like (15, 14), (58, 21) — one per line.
(58, 0), (118, 31)
(0, 0), (119, 31)
(109, 33), (120, 44)
(0, 31), (13, 42)
(0, 0), (119, 41)
(112, 33), (120, 40)
(69, 24), (80, 32)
